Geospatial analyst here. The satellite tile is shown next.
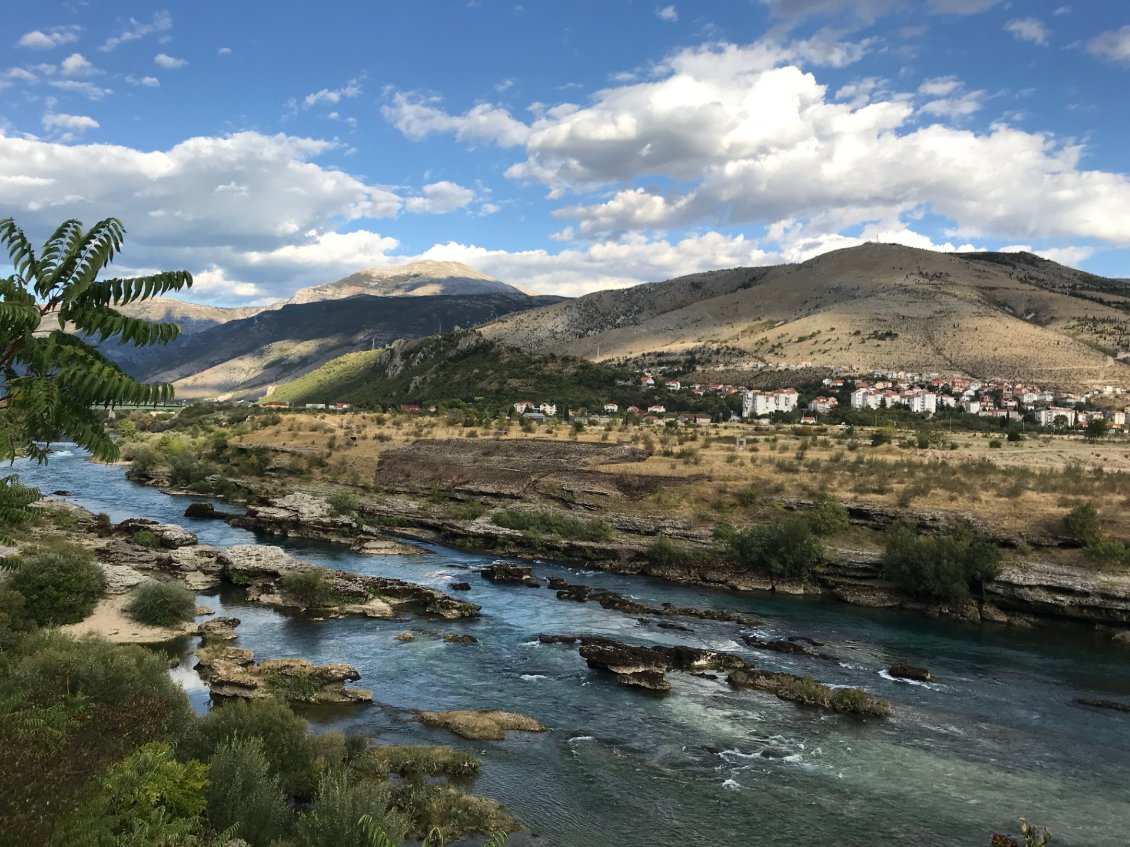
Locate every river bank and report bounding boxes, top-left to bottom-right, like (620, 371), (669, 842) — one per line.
(9, 450), (1130, 846)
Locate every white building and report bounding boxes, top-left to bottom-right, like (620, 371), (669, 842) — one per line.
(1035, 407), (1076, 427)
(538, 403), (558, 417)
(850, 388), (882, 410)
(742, 389), (799, 418)
(906, 392), (938, 415)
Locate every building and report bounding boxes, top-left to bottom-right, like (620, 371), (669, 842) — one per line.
(808, 396), (839, 413)
(906, 392), (937, 415)
(850, 388), (882, 410)
(603, 403), (619, 413)
(742, 388), (799, 418)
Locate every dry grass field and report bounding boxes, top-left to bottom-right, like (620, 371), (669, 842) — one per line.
(233, 412), (1130, 546)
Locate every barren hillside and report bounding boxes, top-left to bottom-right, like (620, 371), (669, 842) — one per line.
(480, 243), (1130, 389)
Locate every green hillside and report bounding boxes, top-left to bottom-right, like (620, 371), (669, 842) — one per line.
(265, 330), (738, 416)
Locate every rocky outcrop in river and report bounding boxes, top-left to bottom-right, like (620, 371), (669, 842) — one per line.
(416, 709), (547, 740)
(195, 641), (372, 704)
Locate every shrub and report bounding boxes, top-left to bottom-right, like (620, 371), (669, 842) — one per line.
(362, 745), (480, 780)
(491, 509), (611, 542)
(125, 581), (196, 627)
(280, 569), (339, 610)
(988, 439), (1003, 449)
(882, 523), (1001, 604)
(1063, 503), (1101, 543)
(326, 492), (359, 515)
(295, 769), (408, 847)
(1007, 430), (1023, 442)
(181, 697), (314, 796)
(725, 517), (823, 584)
(131, 528), (159, 549)
(646, 536), (705, 568)
(205, 736), (291, 846)
(808, 492), (850, 536)
(1083, 538), (1130, 566)
(8, 548), (105, 625)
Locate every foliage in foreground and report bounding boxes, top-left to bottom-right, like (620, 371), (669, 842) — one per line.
(5, 544), (105, 625)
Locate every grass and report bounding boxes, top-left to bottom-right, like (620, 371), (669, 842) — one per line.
(491, 508), (611, 542)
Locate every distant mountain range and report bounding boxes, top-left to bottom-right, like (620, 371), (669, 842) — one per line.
(109, 261), (560, 399)
(112, 246), (1130, 401)
(477, 244), (1130, 391)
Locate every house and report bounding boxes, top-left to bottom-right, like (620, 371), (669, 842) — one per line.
(640, 375), (655, 387)
(626, 405), (641, 415)
(603, 403), (619, 413)
(537, 403), (558, 417)
(962, 399), (981, 415)
(647, 404), (666, 414)
(808, 396), (839, 413)
(742, 389), (799, 418)
(333, 403), (352, 411)
(513, 401), (535, 414)
(261, 402), (290, 410)
(305, 403), (326, 410)
(664, 380), (681, 391)
(398, 404), (421, 413)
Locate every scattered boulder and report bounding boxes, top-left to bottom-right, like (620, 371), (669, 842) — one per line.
(743, 635), (836, 661)
(546, 577), (570, 590)
(417, 709), (546, 740)
(351, 539), (426, 556)
(555, 584), (591, 602)
(219, 544), (305, 579)
(443, 633), (478, 644)
(199, 616), (240, 641)
(481, 562), (537, 586)
(184, 501), (238, 520)
(450, 582), (472, 591)
(657, 621), (694, 632)
(888, 661), (934, 683)
(539, 634), (580, 645)
(395, 632), (416, 642)
(195, 605), (215, 617)
(728, 667), (892, 717)
(52, 489), (74, 496)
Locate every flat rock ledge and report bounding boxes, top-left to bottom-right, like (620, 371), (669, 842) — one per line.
(568, 636), (891, 717)
(416, 709), (547, 741)
(195, 643), (372, 704)
(218, 544), (478, 620)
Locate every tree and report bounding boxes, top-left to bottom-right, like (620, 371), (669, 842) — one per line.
(1085, 417), (1108, 442)
(0, 217), (192, 464)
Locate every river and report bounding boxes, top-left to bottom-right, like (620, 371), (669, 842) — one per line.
(10, 450), (1130, 846)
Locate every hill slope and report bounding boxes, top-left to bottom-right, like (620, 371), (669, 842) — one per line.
(127, 293), (562, 400)
(284, 260), (526, 303)
(478, 243), (1130, 390)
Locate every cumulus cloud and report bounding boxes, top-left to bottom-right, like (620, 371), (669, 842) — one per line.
(1005, 18), (1050, 46)
(302, 80), (362, 108)
(656, 5), (678, 22)
(60, 52), (97, 76)
(154, 53), (188, 69)
(48, 79), (112, 100)
(0, 130), (405, 301)
(382, 92), (530, 147)
(126, 75), (160, 88)
(17, 26), (82, 50)
(405, 181), (476, 214)
(101, 11), (173, 52)
(41, 113), (99, 140)
(1089, 26), (1130, 65)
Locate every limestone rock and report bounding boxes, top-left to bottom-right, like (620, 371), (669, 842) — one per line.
(888, 661), (933, 682)
(195, 643), (371, 704)
(417, 709), (546, 740)
(115, 518), (198, 548)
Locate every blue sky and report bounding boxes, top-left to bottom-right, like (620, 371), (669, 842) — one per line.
(2, 0), (1129, 304)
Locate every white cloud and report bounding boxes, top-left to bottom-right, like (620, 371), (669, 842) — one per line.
(918, 76), (962, 97)
(382, 92), (530, 147)
(17, 26), (82, 50)
(42, 113), (99, 135)
(101, 11), (173, 52)
(758, 0), (999, 23)
(656, 5), (678, 22)
(154, 53), (188, 69)
(1, 67), (39, 87)
(0, 131), (404, 301)
(1004, 18), (1050, 46)
(405, 180), (476, 214)
(218, 47), (232, 56)
(60, 52), (97, 76)
(126, 75), (160, 88)
(920, 89), (983, 118)
(300, 79), (363, 109)
(1089, 26), (1130, 65)
(48, 79), (112, 100)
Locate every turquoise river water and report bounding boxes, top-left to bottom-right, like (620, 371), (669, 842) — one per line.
(11, 450), (1130, 846)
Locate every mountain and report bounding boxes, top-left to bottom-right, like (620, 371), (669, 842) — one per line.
(116, 300), (266, 334)
(283, 261), (527, 303)
(478, 243), (1130, 390)
(125, 292), (563, 400)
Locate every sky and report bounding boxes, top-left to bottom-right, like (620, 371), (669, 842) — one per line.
(1, 0), (1129, 305)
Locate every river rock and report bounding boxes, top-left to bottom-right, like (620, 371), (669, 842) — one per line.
(888, 661), (933, 683)
(416, 709), (547, 740)
(185, 501), (238, 520)
(481, 562), (537, 585)
(450, 582), (472, 591)
(743, 635), (836, 661)
(219, 544), (305, 579)
(195, 644), (372, 704)
(199, 616), (240, 641)
(443, 633), (478, 644)
(539, 634), (580, 645)
(115, 518), (198, 549)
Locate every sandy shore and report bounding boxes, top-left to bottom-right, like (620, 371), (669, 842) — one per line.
(60, 593), (199, 644)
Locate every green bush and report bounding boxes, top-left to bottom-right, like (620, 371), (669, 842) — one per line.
(125, 581), (196, 627)
(725, 517), (823, 583)
(131, 528), (160, 549)
(1063, 502), (1101, 543)
(205, 736), (290, 847)
(181, 697), (314, 796)
(882, 523), (1001, 604)
(1083, 538), (1130, 566)
(295, 769), (407, 847)
(362, 745), (481, 779)
(646, 536), (706, 568)
(808, 492), (850, 536)
(280, 569), (339, 610)
(8, 547), (105, 625)
(988, 439), (1003, 449)
(326, 492), (359, 515)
